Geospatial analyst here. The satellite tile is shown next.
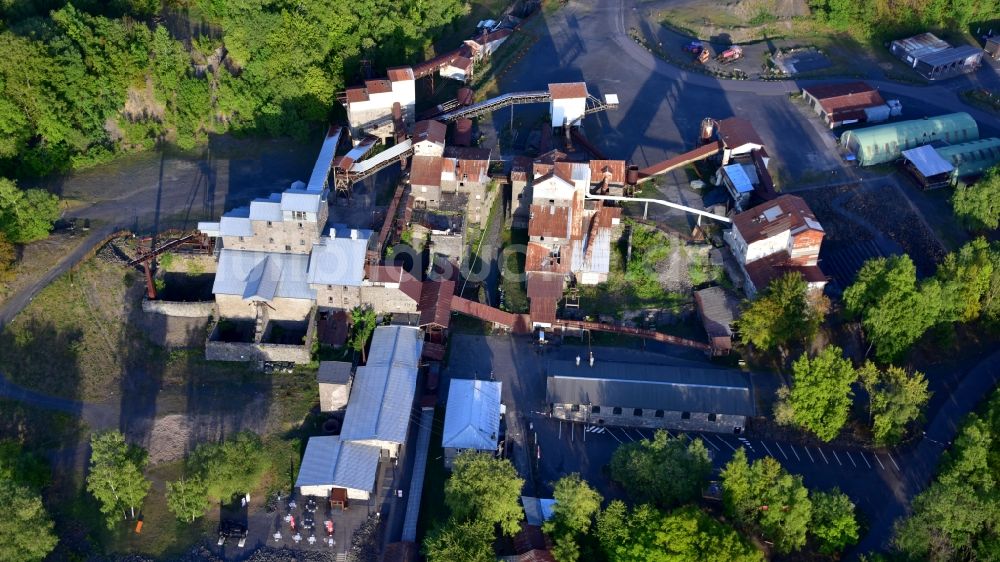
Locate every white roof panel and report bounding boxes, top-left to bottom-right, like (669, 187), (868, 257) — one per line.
(198, 221), (221, 237)
(307, 127), (343, 192)
(442, 380), (502, 450)
(213, 249), (314, 301)
(249, 194), (283, 221)
(307, 228), (372, 286)
(340, 326), (423, 444)
(219, 208), (253, 237)
(902, 144), (955, 177)
(281, 190), (324, 214)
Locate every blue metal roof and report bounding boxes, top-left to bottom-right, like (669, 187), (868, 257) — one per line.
(213, 249), (314, 301)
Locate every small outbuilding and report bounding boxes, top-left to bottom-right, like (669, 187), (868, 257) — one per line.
(295, 435), (382, 501)
(900, 144), (955, 189)
(317, 361), (353, 412)
(800, 82), (900, 128)
(442, 379), (503, 468)
(694, 287), (741, 355)
(890, 33), (983, 80)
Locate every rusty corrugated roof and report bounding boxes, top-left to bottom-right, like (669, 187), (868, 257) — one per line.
(549, 82), (588, 99)
(345, 87), (368, 103)
(365, 79), (392, 94)
(528, 204), (571, 238)
(386, 67), (414, 82)
(732, 194), (822, 245)
(588, 160), (627, 185)
(530, 297), (558, 324)
(410, 156), (444, 187)
(413, 120), (447, 145)
(526, 242), (571, 274)
(418, 279), (455, 328)
(802, 82), (885, 118)
(526, 272), (565, 299)
(716, 117), (765, 148)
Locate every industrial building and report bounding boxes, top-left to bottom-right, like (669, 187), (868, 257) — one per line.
(724, 194), (826, 297)
(890, 32), (983, 80)
(546, 359), (754, 434)
(900, 145), (956, 189)
(441, 379), (503, 468)
(800, 82), (901, 128)
(839, 112), (979, 166)
(295, 326), (423, 501)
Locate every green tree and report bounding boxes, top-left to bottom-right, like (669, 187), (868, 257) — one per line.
(721, 449), (812, 553)
(0, 478), (58, 562)
(0, 440), (49, 490)
(597, 502), (763, 562)
(349, 305), (377, 363)
(810, 489), (860, 554)
(445, 451), (524, 537)
(423, 518), (495, 562)
(952, 166), (1000, 231)
(0, 179), (60, 243)
(86, 430), (150, 526)
(166, 477), (210, 523)
(544, 474), (602, 562)
(0, 231), (15, 284)
(735, 272), (828, 352)
(188, 431), (269, 501)
(859, 362), (931, 445)
(609, 430), (712, 506)
(844, 254), (942, 362)
(937, 238), (999, 323)
(775, 346), (857, 441)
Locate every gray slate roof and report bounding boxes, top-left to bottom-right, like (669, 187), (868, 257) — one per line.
(340, 326), (423, 444)
(306, 227), (373, 286)
(295, 435), (381, 493)
(213, 249), (314, 301)
(318, 361), (353, 384)
(546, 359), (754, 416)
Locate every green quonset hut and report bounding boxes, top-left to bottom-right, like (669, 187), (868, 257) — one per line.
(840, 112), (978, 165)
(936, 137), (1000, 179)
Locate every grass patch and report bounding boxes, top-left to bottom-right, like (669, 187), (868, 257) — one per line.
(961, 88), (1000, 115)
(500, 227), (529, 313)
(0, 228), (95, 305)
(416, 407), (449, 544)
(0, 258), (141, 401)
(471, 25), (539, 99)
(0, 398), (82, 452)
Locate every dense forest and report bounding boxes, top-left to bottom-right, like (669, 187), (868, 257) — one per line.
(0, 0), (469, 179)
(807, 0), (998, 38)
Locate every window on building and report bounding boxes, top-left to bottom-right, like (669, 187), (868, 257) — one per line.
(299, 239), (305, 245)
(268, 237), (274, 244)
(633, 408), (643, 417)
(612, 407), (622, 415)
(591, 405), (600, 414)
(654, 410), (664, 418)
(708, 413), (717, 422)
(328, 297), (333, 303)
(681, 411), (691, 420)
(327, 285), (333, 290)
(292, 211), (306, 220)
(571, 404), (580, 412)
(298, 222), (303, 229)
(285, 245), (291, 251)
(267, 221), (273, 227)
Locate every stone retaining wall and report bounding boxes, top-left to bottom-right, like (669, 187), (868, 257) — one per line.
(205, 340), (312, 364)
(142, 299), (216, 318)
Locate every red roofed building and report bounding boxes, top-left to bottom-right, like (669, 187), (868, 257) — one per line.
(801, 82), (896, 129)
(724, 194), (827, 297)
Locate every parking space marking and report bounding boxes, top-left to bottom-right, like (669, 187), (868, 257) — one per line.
(621, 428), (635, 442)
(789, 444), (801, 461)
(887, 451), (901, 471)
(832, 450), (842, 466)
(874, 453), (886, 470)
(606, 428), (624, 444)
(760, 441), (774, 458)
(859, 451), (872, 469)
(804, 447), (815, 463)
(818, 448), (829, 464)
(845, 451), (857, 468)
(700, 436), (721, 452)
(774, 442), (788, 460)
(715, 435), (737, 452)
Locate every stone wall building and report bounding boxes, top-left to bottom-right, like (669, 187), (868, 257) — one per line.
(546, 359), (754, 434)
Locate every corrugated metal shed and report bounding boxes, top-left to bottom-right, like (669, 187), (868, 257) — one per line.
(442, 379), (502, 450)
(715, 117), (764, 149)
(694, 286), (740, 339)
(891, 32), (950, 59)
(840, 113), (979, 165)
(936, 137), (1000, 178)
(920, 44), (983, 68)
(307, 228), (372, 286)
(295, 435), (381, 494)
(213, 250), (314, 301)
(901, 144), (955, 177)
(340, 326), (423, 445)
(546, 359), (755, 416)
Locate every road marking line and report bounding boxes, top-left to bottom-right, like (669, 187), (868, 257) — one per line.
(874, 453), (886, 470)
(760, 441), (774, 457)
(887, 451), (901, 471)
(845, 451), (857, 468)
(805, 447), (815, 463)
(832, 450), (842, 466)
(774, 442), (788, 460)
(718, 436), (737, 452)
(701, 436), (720, 452)
(818, 448), (829, 464)
(606, 428), (623, 444)
(859, 451), (872, 469)
(789, 444), (801, 461)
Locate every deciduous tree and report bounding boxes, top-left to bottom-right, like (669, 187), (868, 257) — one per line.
(952, 166), (1000, 231)
(609, 430), (712, 506)
(544, 474), (602, 562)
(445, 451), (524, 537)
(349, 305), (377, 363)
(735, 272), (828, 352)
(844, 254), (942, 362)
(188, 431), (269, 501)
(775, 346), (857, 441)
(423, 518), (495, 562)
(166, 477), (210, 523)
(810, 489), (860, 554)
(936, 238), (999, 323)
(0, 478), (58, 562)
(86, 430), (150, 527)
(0, 179), (60, 243)
(859, 362), (930, 445)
